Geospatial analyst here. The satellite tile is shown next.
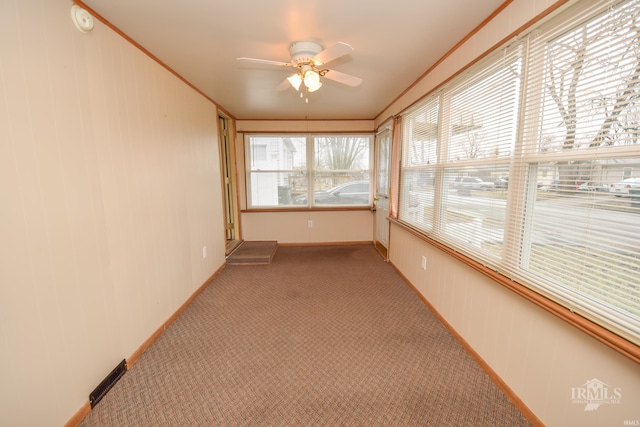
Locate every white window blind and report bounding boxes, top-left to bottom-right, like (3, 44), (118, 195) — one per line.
(438, 45), (521, 266)
(515, 0), (640, 342)
(399, 46), (522, 267)
(397, 0), (640, 345)
(445, 48), (520, 163)
(399, 96), (439, 232)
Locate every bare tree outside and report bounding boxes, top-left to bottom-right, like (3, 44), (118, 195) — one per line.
(315, 136), (369, 187)
(316, 136), (368, 169)
(542, 1), (640, 188)
(459, 129), (485, 159)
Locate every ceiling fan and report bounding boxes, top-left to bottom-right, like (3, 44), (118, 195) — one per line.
(237, 41), (362, 96)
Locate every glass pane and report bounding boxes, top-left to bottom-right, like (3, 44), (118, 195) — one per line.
(250, 171), (308, 207)
(314, 136), (370, 172)
(376, 129), (391, 196)
(533, 1), (640, 154)
(440, 165), (511, 260)
(525, 158), (640, 321)
(447, 53), (520, 161)
(312, 136), (371, 206)
(400, 167), (436, 232)
(248, 136), (306, 171)
(403, 99), (439, 166)
(247, 135), (307, 208)
(311, 174), (370, 205)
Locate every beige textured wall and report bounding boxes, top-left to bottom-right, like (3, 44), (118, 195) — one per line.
(383, 0), (640, 426)
(0, 2), (225, 426)
(242, 211), (373, 244)
(236, 119), (374, 134)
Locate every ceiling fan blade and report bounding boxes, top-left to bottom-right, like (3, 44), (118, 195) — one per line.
(237, 57), (294, 68)
(322, 69), (362, 87)
(313, 42), (354, 66)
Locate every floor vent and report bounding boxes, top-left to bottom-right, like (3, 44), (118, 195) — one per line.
(89, 359), (127, 408)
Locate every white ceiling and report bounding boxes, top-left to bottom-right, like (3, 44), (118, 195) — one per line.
(77, 0), (506, 121)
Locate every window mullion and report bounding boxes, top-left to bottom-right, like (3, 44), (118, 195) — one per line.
(434, 92), (450, 235)
(307, 134), (314, 207)
(502, 37), (533, 275)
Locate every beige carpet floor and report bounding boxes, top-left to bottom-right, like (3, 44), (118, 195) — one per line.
(79, 245), (532, 426)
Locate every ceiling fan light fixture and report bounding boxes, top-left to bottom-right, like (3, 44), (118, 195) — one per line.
(304, 70), (322, 92)
(237, 40), (362, 97)
(307, 81), (322, 93)
(287, 73), (302, 91)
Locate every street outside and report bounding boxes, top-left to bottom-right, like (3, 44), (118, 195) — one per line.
(407, 189), (640, 252)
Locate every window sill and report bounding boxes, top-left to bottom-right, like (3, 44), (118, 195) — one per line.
(242, 206), (373, 213)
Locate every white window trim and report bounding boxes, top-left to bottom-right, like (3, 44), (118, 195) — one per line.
(244, 133), (374, 210)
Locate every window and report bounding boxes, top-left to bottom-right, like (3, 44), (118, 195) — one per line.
(400, 46), (521, 267)
(400, 96), (439, 232)
(398, 0), (640, 345)
(246, 135), (307, 207)
(518, 0), (640, 342)
(246, 134), (372, 208)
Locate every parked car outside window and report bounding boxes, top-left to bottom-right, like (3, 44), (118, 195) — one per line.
(294, 181), (370, 205)
(609, 177), (640, 196)
(494, 176), (508, 189)
(453, 176), (495, 191)
(577, 182), (608, 192)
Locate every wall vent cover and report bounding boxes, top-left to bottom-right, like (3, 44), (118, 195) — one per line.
(89, 359), (127, 408)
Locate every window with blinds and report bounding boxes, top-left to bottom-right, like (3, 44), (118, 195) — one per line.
(245, 134), (372, 208)
(400, 96), (439, 232)
(517, 0), (640, 342)
(398, 0), (640, 345)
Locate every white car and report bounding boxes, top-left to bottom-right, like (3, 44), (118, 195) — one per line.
(293, 181), (370, 205)
(609, 177), (640, 196)
(452, 176), (495, 191)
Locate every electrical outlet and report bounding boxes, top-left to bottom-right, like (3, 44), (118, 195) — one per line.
(421, 256), (427, 270)
(202, 246), (207, 259)
(308, 220), (313, 227)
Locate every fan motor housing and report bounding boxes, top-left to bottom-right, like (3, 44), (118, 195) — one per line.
(289, 41), (323, 66)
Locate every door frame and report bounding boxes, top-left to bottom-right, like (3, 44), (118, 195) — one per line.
(374, 124), (392, 259)
(218, 114), (242, 255)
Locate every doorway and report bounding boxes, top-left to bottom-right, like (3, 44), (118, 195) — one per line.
(218, 115), (241, 255)
(374, 126), (391, 259)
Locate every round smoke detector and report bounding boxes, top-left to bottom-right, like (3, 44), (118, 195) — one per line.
(71, 5), (94, 33)
(289, 41), (323, 66)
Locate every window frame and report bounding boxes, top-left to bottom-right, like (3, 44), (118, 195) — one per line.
(244, 133), (373, 210)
